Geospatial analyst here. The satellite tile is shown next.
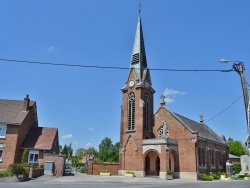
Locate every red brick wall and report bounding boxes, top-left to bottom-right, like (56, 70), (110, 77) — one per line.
(43, 154), (65, 176)
(0, 125), (20, 169)
(88, 159), (119, 175)
(16, 105), (37, 163)
(29, 166), (44, 178)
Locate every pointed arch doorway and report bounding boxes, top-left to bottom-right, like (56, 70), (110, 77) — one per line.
(145, 151), (160, 176)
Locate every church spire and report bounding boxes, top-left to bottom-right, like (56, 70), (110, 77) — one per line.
(130, 14), (148, 82)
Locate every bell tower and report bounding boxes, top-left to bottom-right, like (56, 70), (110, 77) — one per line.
(119, 13), (155, 176)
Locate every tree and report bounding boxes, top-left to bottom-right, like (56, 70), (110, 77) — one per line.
(61, 143), (73, 163)
(84, 147), (98, 159)
(98, 137), (119, 163)
(75, 148), (86, 159)
(228, 137), (247, 156)
(110, 142), (120, 163)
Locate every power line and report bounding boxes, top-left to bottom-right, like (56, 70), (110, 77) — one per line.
(0, 57), (243, 122)
(0, 58), (234, 72)
(205, 94), (244, 123)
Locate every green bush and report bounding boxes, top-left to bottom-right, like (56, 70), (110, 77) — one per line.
(211, 173), (220, 180)
(80, 169), (88, 174)
(100, 170), (109, 173)
(8, 163), (29, 176)
(0, 169), (12, 177)
(78, 162), (85, 167)
(36, 163), (44, 169)
(233, 163), (241, 174)
(125, 171), (134, 174)
(166, 169), (172, 175)
(202, 173), (213, 181)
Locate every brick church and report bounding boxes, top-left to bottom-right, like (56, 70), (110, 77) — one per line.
(118, 14), (229, 179)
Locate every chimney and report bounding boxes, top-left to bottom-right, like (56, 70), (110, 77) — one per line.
(23, 94), (30, 111)
(199, 115), (204, 124)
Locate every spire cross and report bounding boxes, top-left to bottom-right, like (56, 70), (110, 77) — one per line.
(138, 0), (142, 14)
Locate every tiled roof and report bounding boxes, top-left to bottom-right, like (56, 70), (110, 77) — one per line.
(174, 113), (228, 145)
(0, 99), (35, 124)
(21, 127), (58, 150)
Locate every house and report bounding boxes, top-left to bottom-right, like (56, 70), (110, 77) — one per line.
(118, 14), (229, 180)
(0, 95), (59, 169)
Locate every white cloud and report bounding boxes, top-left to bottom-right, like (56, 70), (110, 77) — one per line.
(162, 88), (186, 104)
(88, 128), (94, 131)
(47, 46), (55, 52)
(86, 143), (92, 147)
(165, 97), (175, 104)
(163, 88), (186, 96)
(62, 134), (73, 139)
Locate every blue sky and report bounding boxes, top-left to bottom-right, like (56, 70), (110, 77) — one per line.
(1, 0), (250, 152)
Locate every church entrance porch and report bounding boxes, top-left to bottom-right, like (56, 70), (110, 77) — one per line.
(145, 151), (160, 176)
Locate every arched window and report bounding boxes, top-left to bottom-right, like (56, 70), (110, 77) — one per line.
(198, 148), (202, 166)
(211, 150), (215, 167)
(202, 148), (205, 167)
(144, 93), (150, 131)
(128, 92), (135, 130)
(219, 152), (222, 167)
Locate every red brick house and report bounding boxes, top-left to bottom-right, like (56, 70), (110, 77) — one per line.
(0, 95), (59, 169)
(118, 15), (229, 179)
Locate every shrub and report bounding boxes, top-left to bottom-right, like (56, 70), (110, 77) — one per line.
(202, 173), (213, 181)
(221, 172), (226, 175)
(125, 171), (134, 174)
(211, 173), (220, 180)
(37, 163), (44, 169)
(100, 170), (109, 173)
(233, 163), (241, 174)
(80, 169), (88, 174)
(8, 163), (29, 176)
(21, 149), (28, 164)
(78, 162), (85, 167)
(166, 169), (172, 175)
(0, 169), (12, 177)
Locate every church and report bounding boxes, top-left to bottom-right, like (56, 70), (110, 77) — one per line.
(118, 13), (229, 180)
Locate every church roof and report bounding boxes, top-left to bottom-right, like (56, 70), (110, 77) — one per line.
(174, 113), (228, 145)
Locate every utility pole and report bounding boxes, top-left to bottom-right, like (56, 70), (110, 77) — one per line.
(220, 59), (250, 148)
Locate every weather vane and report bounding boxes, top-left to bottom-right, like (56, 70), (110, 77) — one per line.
(138, 0), (142, 14)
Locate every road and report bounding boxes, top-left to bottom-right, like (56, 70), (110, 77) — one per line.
(0, 173), (249, 188)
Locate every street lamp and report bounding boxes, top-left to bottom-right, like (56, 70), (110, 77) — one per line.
(220, 59), (250, 148)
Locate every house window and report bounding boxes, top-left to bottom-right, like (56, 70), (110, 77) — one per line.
(128, 92), (135, 131)
(28, 150), (39, 163)
(0, 146), (4, 162)
(144, 93), (150, 131)
(0, 125), (7, 138)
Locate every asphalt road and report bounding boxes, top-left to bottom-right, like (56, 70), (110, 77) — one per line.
(0, 174), (249, 188)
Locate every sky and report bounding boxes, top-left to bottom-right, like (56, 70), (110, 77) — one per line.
(1, 0), (250, 152)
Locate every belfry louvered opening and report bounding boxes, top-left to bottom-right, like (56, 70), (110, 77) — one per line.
(128, 92), (135, 131)
(131, 53), (147, 65)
